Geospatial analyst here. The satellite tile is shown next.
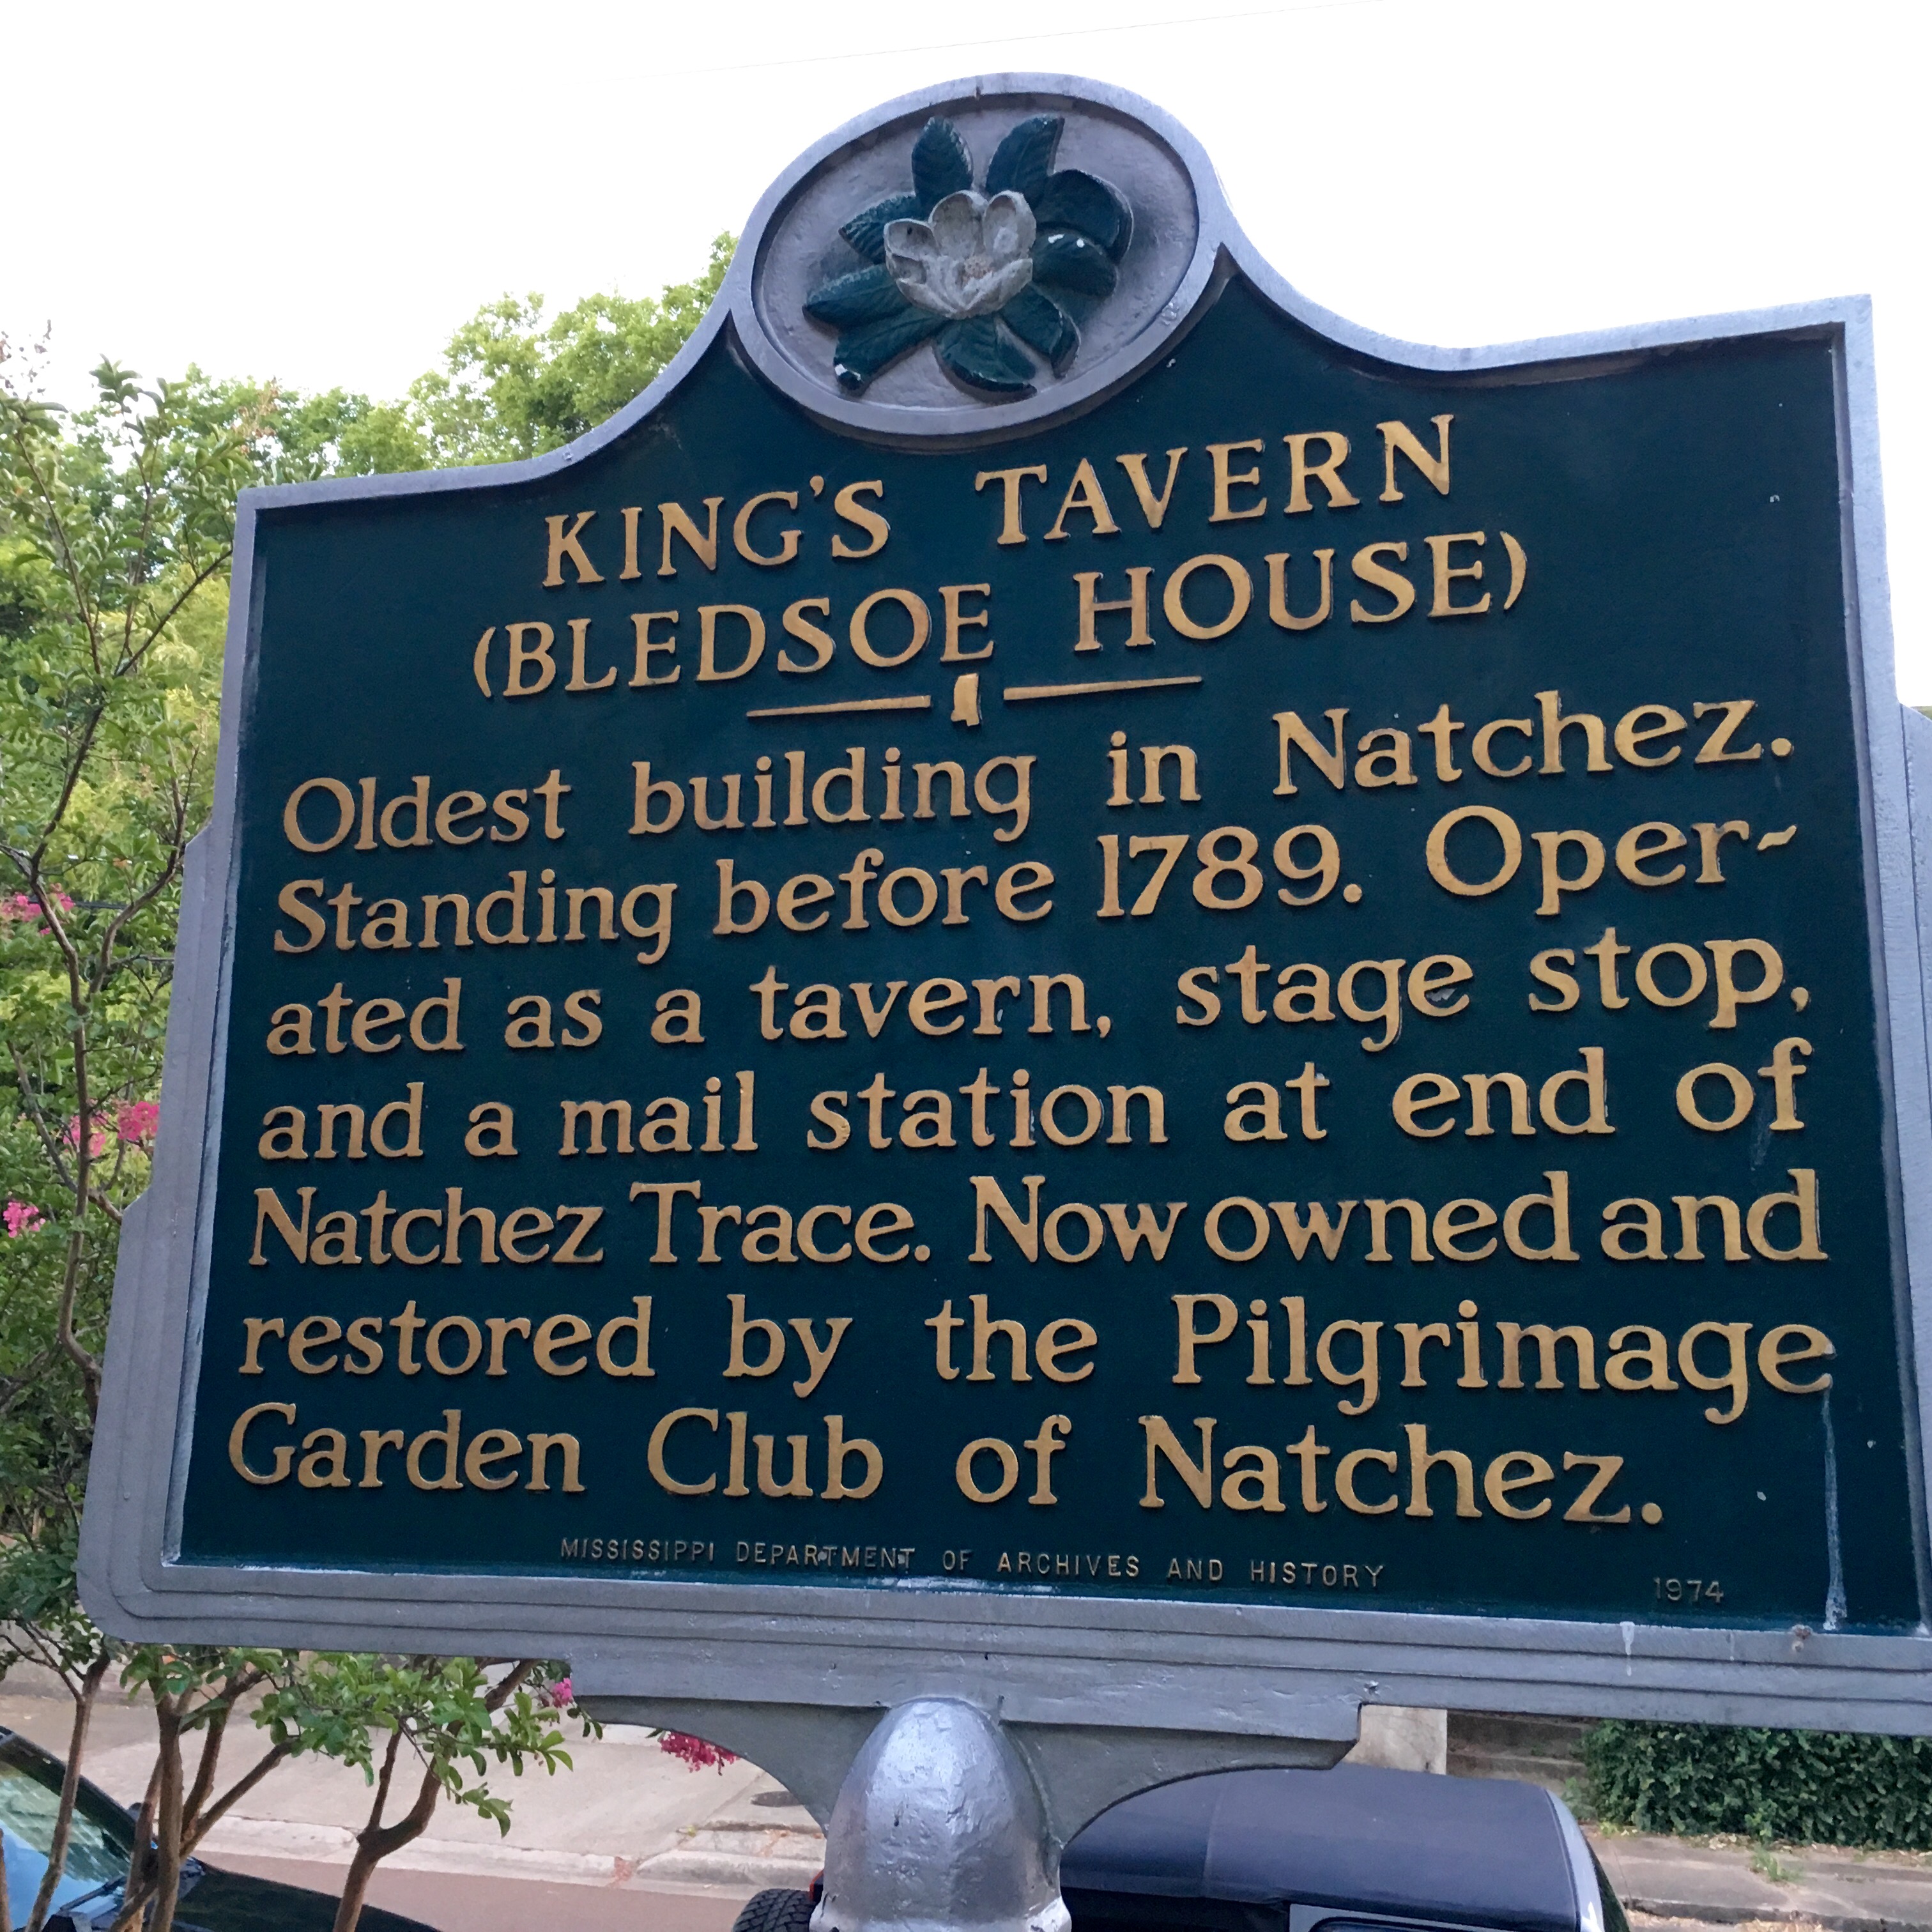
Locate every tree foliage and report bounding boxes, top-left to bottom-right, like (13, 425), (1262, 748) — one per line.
(128, 232), (739, 480)
(257, 1657), (584, 1932)
(0, 231), (730, 1929)
(401, 235), (735, 466)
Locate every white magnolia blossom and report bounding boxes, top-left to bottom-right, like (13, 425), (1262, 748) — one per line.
(884, 189), (1036, 319)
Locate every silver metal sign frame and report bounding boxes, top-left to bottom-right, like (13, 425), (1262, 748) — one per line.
(79, 75), (1932, 1772)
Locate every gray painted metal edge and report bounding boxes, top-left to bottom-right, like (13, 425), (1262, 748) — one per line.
(77, 71), (1932, 1735)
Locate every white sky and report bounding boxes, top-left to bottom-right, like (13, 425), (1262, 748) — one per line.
(8, 0), (1928, 691)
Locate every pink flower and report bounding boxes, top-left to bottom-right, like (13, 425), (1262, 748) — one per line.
(1, 891), (75, 935)
(537, 1676), (573, 1710)
(660, 1731), (737, 1773)
(63, 1115), (108, 1157)
(3, 1201), (43, 1238)
(118, 1101), (158, 1145)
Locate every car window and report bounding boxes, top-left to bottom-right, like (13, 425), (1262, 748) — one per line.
(0, 1745), (130, 1925)
(0, 1736), (136, 1848)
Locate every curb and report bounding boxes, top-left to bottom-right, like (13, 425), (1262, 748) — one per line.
(1626, 1896), (1932, 1932)
(199, 1813), (824, 1894)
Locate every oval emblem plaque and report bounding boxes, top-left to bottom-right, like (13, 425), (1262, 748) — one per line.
(742, 80), (1209, 441)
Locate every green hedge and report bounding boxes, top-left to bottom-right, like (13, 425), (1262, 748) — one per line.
(1583, 1721), (1932, 1848)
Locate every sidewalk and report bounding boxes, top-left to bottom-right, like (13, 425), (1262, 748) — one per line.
(8, 1683), (1932, 1932)
(1597, 1832), (1932, 1932)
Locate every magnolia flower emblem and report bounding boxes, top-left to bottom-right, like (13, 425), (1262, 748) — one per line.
(886, 190), (1036, 319)
(805, 114), (1133, 397)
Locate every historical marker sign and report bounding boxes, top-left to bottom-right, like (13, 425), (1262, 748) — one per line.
(82, 77), (1932, 1736)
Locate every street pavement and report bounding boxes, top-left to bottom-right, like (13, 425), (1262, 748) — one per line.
(5, 1683), (1931, 1932)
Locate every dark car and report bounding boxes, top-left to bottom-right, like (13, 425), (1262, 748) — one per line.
(0, 1728), (434, 1932)
(733, 1763), (1628, 1932)
(1061, 1764), (1627, 1932)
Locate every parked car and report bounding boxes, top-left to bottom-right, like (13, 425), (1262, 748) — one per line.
(1059, 1763), (1626, 1932)
(0, 1728), (434, 1932)
(733, 1761), (1627, 1932)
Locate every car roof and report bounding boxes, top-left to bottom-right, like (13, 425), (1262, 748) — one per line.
(1060, 1765), (1581, 1932)
(180, 1863), (437, 1932)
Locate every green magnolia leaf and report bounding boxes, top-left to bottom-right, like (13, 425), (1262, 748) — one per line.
(840, 192), (924, 264)
(937, 318), (1036, 395)
(1033, 231), (1119, 300)
(985, 114), (1063, 201)
(833, 308), (948, 391)
(1033, 169), (1134, 259)
(805, 266), (909, 328)
(1000, 286), (1078, 369)
(911, 118), (974, 207)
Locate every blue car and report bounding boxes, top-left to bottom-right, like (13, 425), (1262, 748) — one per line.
(0, 1728), (434, 1932)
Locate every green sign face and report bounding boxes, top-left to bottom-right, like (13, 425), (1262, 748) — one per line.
(85, 82), (1932, 1681)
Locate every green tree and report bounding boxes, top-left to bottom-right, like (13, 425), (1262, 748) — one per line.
(0, 332), (257, 1932)
(161, 374), (428, 484)
(0, 338), (237, 1422)
(406, 234), (735, 464)
(0, 231), (730, 1931)
(88, 1653), (588, 1932)
(106, 1649), (328, 1932)
(257, 1657), (586, 1932)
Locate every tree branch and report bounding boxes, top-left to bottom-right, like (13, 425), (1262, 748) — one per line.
(24, 1653), (107, 1932)
(180, 1740), (295, 1856)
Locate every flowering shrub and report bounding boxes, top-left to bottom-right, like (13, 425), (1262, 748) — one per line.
(52, 1105), (154, 1156)
(1, 890), (75, 935)
(3, 1202), (44, 1239)
(660, 1731), (738, 1772)
(0, 261), (731, 1932)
